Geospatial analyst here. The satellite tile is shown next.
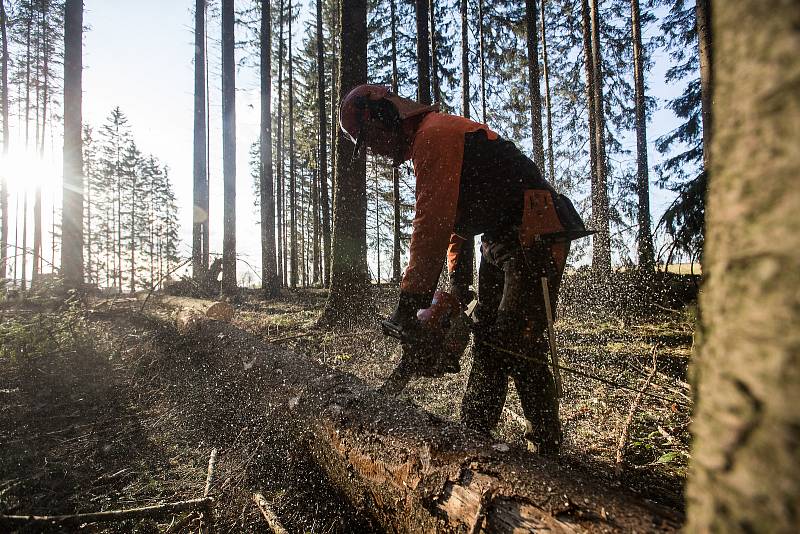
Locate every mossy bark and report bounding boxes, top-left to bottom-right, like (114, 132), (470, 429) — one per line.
(687, 1), (800, 531)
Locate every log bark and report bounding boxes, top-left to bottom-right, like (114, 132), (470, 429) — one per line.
(138, 295), (233, 323)
(176, 319), (682, 533)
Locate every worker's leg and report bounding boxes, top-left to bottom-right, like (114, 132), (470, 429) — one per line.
(461, 246), (509, 434)
(509, 242), (569, 455)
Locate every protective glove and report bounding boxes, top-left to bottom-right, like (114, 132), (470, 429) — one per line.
(387, 291), (432, 333)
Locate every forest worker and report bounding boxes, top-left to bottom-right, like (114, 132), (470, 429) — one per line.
(338, 84), (590, 454)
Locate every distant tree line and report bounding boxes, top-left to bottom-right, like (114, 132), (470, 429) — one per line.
(83, 108), (180, 292)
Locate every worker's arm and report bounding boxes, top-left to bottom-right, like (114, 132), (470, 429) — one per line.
(400, 118), (466, 298)
(447, 234), (474, 306)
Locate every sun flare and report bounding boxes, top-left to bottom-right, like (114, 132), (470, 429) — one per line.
(0, 151), (61, 194)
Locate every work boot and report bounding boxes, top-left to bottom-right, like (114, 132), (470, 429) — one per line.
(522, 413), (562, 456)
(513, 348), (562, 456)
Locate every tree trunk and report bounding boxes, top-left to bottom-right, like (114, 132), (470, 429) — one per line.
(22, 192), (27, 290)
(321, 0), (369, 322)
(525, 0), (545, 170)
(61, 0), (83, 287)
(429, 0), (439, 104)
(171, 318), (682, 533)
(192, 0), (208, 280)
(277, 0), (285, 286)
(316, 0), (331, 288)
(478, 0), (486, 123)
(0, 0), (8, 280)
(326, 0), (339, 289)
(588, 0), (610, 273)
(580, 0), (598, 217)
(221, 0), (237, 294)
(696, 0), (712, 172)
(390, 0), (402, 283)
(687, 1), (799, 530)
(288, 0), (298, 288)
(261, 0), (279, 297)
(631, 0), (654, 269)
(540, 0), (555, 185)
(460, 0), (469, 119)
(202, 14), (210, 273)
(415, 0), (431, 105)
(33, 3), (48, 283)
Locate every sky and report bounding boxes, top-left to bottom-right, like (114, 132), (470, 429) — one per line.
(2, 1), (687, 285)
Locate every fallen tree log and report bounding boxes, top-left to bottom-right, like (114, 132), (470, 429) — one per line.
(137, 295), (234, 324)
(165, 319), (682, 533)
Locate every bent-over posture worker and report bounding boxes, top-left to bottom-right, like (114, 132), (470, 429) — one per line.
(338, 84), (590, 454)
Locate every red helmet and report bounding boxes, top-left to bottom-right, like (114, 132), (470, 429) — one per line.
(339, 84), (438, 145)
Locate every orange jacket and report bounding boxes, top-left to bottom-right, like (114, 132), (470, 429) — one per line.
(402, 112), (499, 295)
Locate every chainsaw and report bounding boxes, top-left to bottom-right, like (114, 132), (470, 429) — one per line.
(379, 290), (472, 395)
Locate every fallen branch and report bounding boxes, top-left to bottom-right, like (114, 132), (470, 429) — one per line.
(201, 449), (219, 534)
(616, 347), (659, 473)
(0, 497), (214, 528)
(253, 493), (288, 534)
(204, 448), (219, 497)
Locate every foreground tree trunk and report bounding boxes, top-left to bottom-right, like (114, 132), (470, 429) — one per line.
(322, 0), (369, 322)
(61, 0), (83, 287)
(261, 0), (279, 297)
(167, 317), (681, 533)
(221, 0), (237, 294)
(193, 0), (208, 280)
(687, 1), (800, 530)
(631, 0), (654, 269)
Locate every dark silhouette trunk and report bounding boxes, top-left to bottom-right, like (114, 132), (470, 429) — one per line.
(288, 0), (297, 288)
(631, 0), (654, 268)
(277, 0), (285, 286)
(327, 0), (339, 288)
(0, 0), (7, 280)
(429, 0), (439, 103)
(192, 0), (208, 280)
(580, 0), (598, 222)
(478, 0), (486, 123)
(540, 0), (555, 184)
(261, 0), (279, 296)
(221, 0), (237, 294)
(696, 0), (712, 171)
(390, 0), (401, 282)
(33, 3), (48, 282)
(460, 0), (469, 119)
(688, 2), (798, 529)
(317, 0), (331, 288)
(525, 0), (545, 170)
(587, 0), (611, 272)
(415, 0), (431, 105)
(61, 0), (83, 287)
(322, 0), (369, 322)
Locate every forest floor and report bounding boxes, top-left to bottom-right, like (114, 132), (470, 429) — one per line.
(0, 281), (694, 532)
